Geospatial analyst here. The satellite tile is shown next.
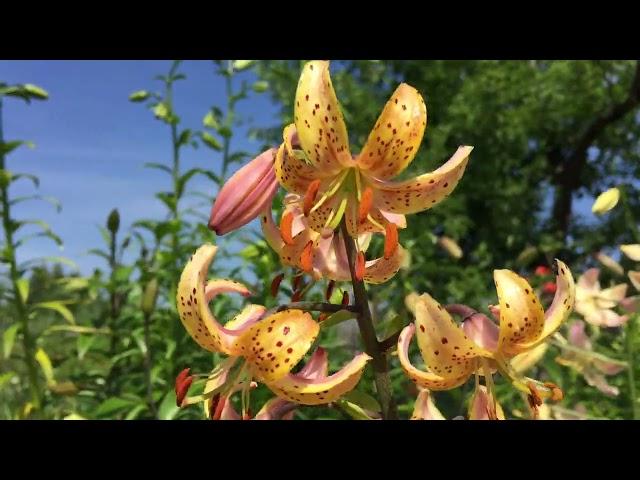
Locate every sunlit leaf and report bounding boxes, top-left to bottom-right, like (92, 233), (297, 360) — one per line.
(201, 131), (222, 150)
(35, 348), (56, 386)
(32, 301), (75, 324)
(129, 90), (150, 102)
(16, 278), (29, 304)
(3, 324), (20, 359)
(158, 390), (180, 420)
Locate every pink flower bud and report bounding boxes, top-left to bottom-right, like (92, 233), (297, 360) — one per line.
(208, 148), (279, 235)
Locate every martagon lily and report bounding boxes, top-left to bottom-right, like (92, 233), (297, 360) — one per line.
(267, 60), (472, 280)
(175, 244), (371, 413)
(261, 192), (405, 284)
(397, 259), (575, 407)
(574, 268), (629, 327)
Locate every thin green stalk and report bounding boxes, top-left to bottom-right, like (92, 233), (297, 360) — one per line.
(340, 220), (398, 420)
(620, 186), (639, 419)
(0, 99), (41, 410)
(626, 315), (638, 419)
(142, 311), (157, 417)
(220, 61), (234, 182)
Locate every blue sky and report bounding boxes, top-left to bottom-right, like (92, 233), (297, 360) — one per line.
(1, 60), (281, 275)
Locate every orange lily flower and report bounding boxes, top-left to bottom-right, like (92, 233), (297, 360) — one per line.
(176, 244), (371, 410)
(397, 259), (575, 403)
(272, 60), (471, 264)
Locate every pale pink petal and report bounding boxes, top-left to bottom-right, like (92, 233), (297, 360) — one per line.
(461, 314), (499, 352)
(568, 320), (592, 350)
(411, 389), (446, 420)
(577, 268), (601, 292)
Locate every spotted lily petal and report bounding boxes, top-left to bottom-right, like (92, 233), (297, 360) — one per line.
(267, 351), (370, 406)
(274, 124), (325, 195)
(177, 245), (265, 355)
(535, 259), (575, 342)
(397, 324), (474, 390)
(411, 389), (445, 420)
(413, 293), (491, 378)
(370, 146), (471, 214)
(239, 309), (319, 383)
(493, 268), (545, 356)
(294, 61), (352, 173)
(357, 83), (427, 179)
(362, 244), (407, 285)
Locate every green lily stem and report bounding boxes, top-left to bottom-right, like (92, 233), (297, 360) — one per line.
(220, 60), (234, 183)
(627, 315), (638, 419)
(274, 302), (360, 315)
(340, 220), (398, 420)
(620, 187), (639, 419)
(0, 99), (42, 410)
(142, 311), (157, 417)
(105, 226), (120, 397)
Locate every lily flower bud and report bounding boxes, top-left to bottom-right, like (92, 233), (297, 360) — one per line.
(209, 148), (279, 235)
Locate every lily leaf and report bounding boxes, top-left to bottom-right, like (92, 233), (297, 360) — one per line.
(32, 301), (75, 324)
(3, 324), (20, 359)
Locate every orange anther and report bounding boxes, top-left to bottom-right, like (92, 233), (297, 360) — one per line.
(341, 291), (350, 306)
(384, 222), (399, 259)
(358, 187), (374, 224)
(303, 179), (322, 217)
(544, 382), (564, 402)
(355, 251), (366, 281)
(300, 241), (314, 272)
(270, 273), (285, 297)
(280, 211), (295, 245)
(325, 280), (335, 301)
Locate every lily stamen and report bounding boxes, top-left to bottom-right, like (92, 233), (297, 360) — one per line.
(280, 211), (295, 245)
(300, 241), (314, 272)
(303, 179), (322, 216)
(384, 223), (399, 259)
(358, 187), (374, 223)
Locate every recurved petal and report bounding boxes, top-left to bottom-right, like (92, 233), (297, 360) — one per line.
(260, 205), (285, 256)
(357, 83), (427, 179)
(536, 259), (576, 342)
(370, 146), (471, 214)
(240, 309), (319, 383)
(296, 347), (329, 380)
(294, 61), (352, 173)
(413, 293), (490, 378)
(397, 324), (474, 391)
(494, 268), (545, 356)
(177, 245), (264, 355)
(361, 244), (406, 285)
(267, 352), (371, 406)
(411, 389), (446, 420)
(275, 125), (325, 195)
